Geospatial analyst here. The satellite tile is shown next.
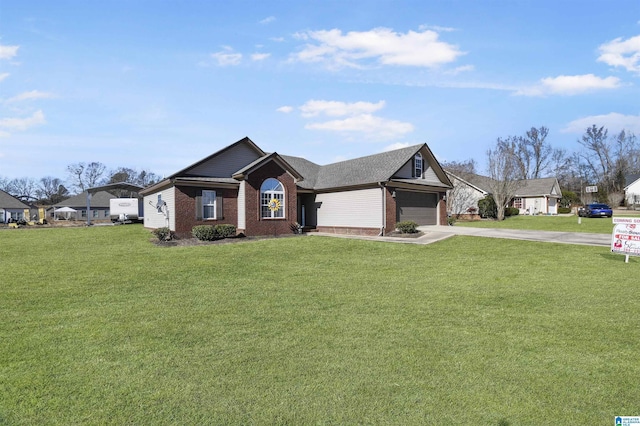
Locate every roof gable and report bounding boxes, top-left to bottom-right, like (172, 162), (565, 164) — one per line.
(174, 136), (265, 178)
(0, 189), (30, 209)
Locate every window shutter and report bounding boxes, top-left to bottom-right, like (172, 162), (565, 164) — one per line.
(195, 193), (203, 220)
(216, 194), (224, 219)
(411, 157), (416, 178)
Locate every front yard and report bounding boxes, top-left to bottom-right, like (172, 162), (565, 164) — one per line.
(453, 213), (636, 234)
(1, 225), (638, 424)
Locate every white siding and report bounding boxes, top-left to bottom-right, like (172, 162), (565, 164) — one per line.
(237, 180), (246, 230)
(626, 180), (640, 205)
(143, 187), (176, 230)
(316, 188), (382, 228)
(188, 143), (262, 177)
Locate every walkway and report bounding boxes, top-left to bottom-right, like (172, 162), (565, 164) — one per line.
(310, 226), (611, 247)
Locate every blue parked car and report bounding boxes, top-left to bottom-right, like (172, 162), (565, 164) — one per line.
(579, 203), (613, 218)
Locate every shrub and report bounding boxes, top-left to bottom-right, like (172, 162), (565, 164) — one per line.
(192, 224), (237, 241)
(152, 227), (173, 241)
(396, 221), (418, 234)
(447, 216), (457, 226)
(558, 207), (571, 214)
(478, 196), (497, 218)
(505, 207), (520, 217)
(192, 225), (218, 241)
(215, 224), (236, 238)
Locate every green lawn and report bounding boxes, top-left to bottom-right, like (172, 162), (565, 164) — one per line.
(454, 214), (637, 234)
(1, 225), (638, 425)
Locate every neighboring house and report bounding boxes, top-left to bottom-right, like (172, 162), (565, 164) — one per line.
(446, 172), (562, 216)
(139, 137), (452, 237)
(48, 190), (115, 220)
(623, 174), (640, 207)
(0, 189), (31, 223)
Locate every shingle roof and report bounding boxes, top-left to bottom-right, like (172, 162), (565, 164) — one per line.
(624, 173), (640, 189)
(451, 172), (561, 197)
(53, 191), (115, 208)
(0, 189), (30, 209)
(282, 144), (427, 190)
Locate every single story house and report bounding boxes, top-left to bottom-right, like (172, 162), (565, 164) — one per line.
(48, 190), (115, 221)
(0, 189), (31, 223)
(446, 171), (562, 216)
(623, 173), (640, 208)
(139, 137), (452, 237)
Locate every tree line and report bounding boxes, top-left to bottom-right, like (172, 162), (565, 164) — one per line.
(444, 124), (639, 220)
(0, 162), (161, 205)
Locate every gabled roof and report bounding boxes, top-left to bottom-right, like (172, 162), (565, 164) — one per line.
(53, 191), (115, 208)
(285, 143), (451, 190)
(514, 177), (562, 197)
(232, 152), (303, 181)
(449, 172), (561, 198)
(624, 173), (640, 190)
(0, 189), (30, 209)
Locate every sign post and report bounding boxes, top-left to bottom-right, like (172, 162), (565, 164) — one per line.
(611, 218), (640, 263)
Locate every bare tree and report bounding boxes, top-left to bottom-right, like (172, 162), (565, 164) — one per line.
(10, 177), (38, 202)
(442, 159), (480, 217)
(486, 138), (522, 221)
(66, 161), (106, 193)
(37, 177), (69, 204)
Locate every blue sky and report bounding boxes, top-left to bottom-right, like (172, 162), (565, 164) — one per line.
(1, 0), (640, 182)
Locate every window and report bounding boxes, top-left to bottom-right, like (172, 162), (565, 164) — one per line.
(202, 190), (216, 219)
(513, 197), (523, 209)
(93, 210), (100, 218)
(414, 153), (423, 178)
(261, 178), (285, 219)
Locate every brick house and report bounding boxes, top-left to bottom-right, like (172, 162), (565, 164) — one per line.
(140, 137), (452, 237)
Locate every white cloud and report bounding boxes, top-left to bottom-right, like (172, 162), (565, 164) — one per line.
(0, 110), (46, 132)
(597, 35), (640, 74)
(305, 114), (414, 140)
(292, 27), (465, 69)
(211, 47), (242, 66)
(0, 72), (9, 82)
(276, 106), (293, 113)
(383, 142), (411, 151)
(515, 74), (621, 96)
(260, 16), (276, 25)
(270, 37), (285, 42)
(251, 52), (271, 61)
(562, 112), (640, 134)
(299, 100), (385, 117)
(0, 44), (19, 60)
(5, 90), (55, 103)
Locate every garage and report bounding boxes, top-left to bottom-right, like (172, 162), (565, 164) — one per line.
(396, 190), (438, 225)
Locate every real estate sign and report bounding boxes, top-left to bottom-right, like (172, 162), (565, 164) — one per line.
(611, 218), (640, 258)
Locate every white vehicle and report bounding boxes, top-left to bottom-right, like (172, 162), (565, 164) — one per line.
(110, 198), (143, 223)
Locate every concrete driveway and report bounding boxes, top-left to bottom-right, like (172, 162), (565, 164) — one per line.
(417, 225), (611, 247)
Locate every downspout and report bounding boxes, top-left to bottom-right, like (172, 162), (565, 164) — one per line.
(378, 182), (386, 236)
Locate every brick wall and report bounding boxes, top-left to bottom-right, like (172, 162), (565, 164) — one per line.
(243, 161), (297, 236)
(174, 185), (238, 237)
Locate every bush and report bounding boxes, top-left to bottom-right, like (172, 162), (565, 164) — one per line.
(478, 196), (497, 218)
(505, 207), (520, 217)
(215, 224), (236, 238)
(558, 207), (571, 214)
(396, 221), (418, 234)
(152, 227), (173, 241)
(192, 225), (218, 241)
(192, 224), (237, 241)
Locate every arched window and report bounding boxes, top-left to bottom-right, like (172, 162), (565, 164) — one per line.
(414, 153), (423, 178)
(261, 178), (285, 219)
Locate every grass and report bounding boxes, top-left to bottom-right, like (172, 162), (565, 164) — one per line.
(453, 214), (639, 234)
(1, 225), (639, 424)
